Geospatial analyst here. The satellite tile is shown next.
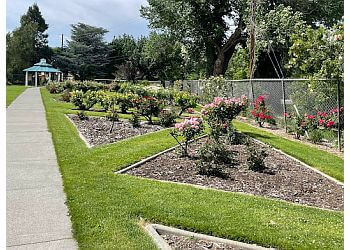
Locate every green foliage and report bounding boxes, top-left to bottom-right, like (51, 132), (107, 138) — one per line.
(53, 23), (111, 80)
(71, 90), (97, 110)
(200, 76), (231, 104)
(46, 82), (63, 94)
(60, 89), (71, 102)
(225, 46), (249, 80)
(133, 96), (163, 124)
(158, 109), (178, 127)
(173, 91), (198, 116)
(244, 139), (267, 172)
(308, 129), (323, 144)
(116, 93), (138, 114)
(128, 112), (141, 128)
(287, 23), (344, 82)
(198, 139), (233, 165)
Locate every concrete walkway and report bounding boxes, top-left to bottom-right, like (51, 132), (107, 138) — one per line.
(6, 88), (77, 249)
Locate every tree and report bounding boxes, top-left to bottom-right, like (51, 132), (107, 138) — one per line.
(142, 32), (186, 82)
(54, 23), (111, 80)
(6, 3), (51, 82)
(109, 34), (148, 81)
(141, 0), (249, 77)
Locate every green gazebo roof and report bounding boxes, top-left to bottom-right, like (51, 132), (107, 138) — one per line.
(23, 59), (61, 73)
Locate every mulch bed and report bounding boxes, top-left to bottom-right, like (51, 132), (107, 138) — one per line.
(126, 138), (343, 211)
(68, 114), (164, 147)
(161, 234), (245, 250)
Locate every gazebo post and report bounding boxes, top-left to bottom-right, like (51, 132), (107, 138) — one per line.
(49, 72), (52, 82)
(35, 72), (38, 87)
(58, 72), (61, 82)
(25, 71), (28, 86)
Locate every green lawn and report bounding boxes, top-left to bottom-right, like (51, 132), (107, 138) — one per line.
(41, 88), (343, 249)
(6, 85), (28, 107)
(234, 121), (344, 182)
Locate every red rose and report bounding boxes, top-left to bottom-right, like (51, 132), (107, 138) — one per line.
(307, 115), (315, 119)
(258, 112), (265, 119)
(318, 119), (325, 125)
(326, 121), (334, 128)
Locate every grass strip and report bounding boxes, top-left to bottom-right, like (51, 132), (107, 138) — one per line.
(41, 88), (344, 249)
(6, 85), (28, 107)
(234, 120), (344, 182)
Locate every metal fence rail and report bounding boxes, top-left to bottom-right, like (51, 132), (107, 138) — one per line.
(171, 78), (343, 151)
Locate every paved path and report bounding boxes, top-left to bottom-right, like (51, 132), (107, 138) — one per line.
(6, 88), (77, 249)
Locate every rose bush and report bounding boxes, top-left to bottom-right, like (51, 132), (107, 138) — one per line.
(170, 117), (204, 156)
(251, 96), (274, 127)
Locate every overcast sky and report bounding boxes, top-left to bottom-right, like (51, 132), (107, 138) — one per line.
(6, 0), (150, 47)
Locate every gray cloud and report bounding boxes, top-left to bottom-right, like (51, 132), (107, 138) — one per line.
(7, 0), (150, 47)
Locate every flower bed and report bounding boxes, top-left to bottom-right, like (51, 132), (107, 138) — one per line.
(68, 114), (163, 147)
(125, 137), (343, 211)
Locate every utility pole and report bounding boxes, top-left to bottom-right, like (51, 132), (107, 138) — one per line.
(249, 0), (257, 101)
(61, 34), (64, 50)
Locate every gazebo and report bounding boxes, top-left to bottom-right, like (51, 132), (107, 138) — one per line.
(23, 58), (63, 87)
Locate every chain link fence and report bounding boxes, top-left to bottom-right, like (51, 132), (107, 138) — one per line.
(169, 79), (343, 150)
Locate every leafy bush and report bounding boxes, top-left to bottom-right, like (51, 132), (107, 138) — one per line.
(133, 96), (162, 124)
(71, 90), (97, 110)
(95, 91), (111, 111)
(244, 139), (267, 172)
(108, 82), (121, 92)
(106, 95), (119, 133)
(73, 80), (104, 93)
(174, 91), (198, 116)
(116, 93), (138, 113)
(129, 112), (141, 128)
(251, 96), (274, 127)
(170, 117), (204, 156)
(202, 96), (247, 140)
(196, 161), (228, 179)
(159, 109), (178, 127)
(198, 139), (233, 164)
(46, 82), (63, 94)
(60, 89), (71, 102)
(308, 129), (324, 144)
(119, 82), (150, 97)
(199, 76), (232, 104)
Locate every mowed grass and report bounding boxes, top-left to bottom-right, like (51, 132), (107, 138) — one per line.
(41, 88), (343, 249)
(6, 85), (28, 107)
(234, 121), (344, 182)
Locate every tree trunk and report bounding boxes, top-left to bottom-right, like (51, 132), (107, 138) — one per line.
(212, 18), (245, 76)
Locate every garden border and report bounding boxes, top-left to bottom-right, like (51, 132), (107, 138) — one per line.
(144, 223), (275, 250)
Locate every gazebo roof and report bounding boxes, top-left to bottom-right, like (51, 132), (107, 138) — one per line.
(23, 59), (61, 73)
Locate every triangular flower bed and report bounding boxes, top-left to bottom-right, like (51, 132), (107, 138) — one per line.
(67, 114), (164, 147)
(119, 136), (343, 211)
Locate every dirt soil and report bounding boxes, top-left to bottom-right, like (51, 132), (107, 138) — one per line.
(161, 234), (248, 250)
(68, 114), (164, 147)
(126, 138), (343, 211)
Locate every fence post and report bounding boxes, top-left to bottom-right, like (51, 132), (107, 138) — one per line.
(250, 80), (255, 101)
(281, 79), (287, 132)
(337, 80), (341, 151)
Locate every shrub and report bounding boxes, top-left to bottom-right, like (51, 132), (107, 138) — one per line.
(173, 91), (198, 116)
(73, 80), (104, 93)
(133, 96), (162, 124)
(61, 80), (75, 92)
(95, 91), (111, 111)
(244, 139), (267, 172)
(159, 109), (178, 127)
(202, 96), (247, 140)
(46, 82), (62, 94)
(199, 76), (231, 104)
(60, 89), (71, 102)
(308, 129), (324, 144)
(71, 90), (97, 110)
(108, 82), (121, 92)
(116, 93), (138, 114)
(198, 139), (233, 164)
(196, 161), (228, 179)
(170, 117), (204, 156)
(106, 95), (119, 133)
(129, 112), (141, 128)
(251, 96), (274, 127)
